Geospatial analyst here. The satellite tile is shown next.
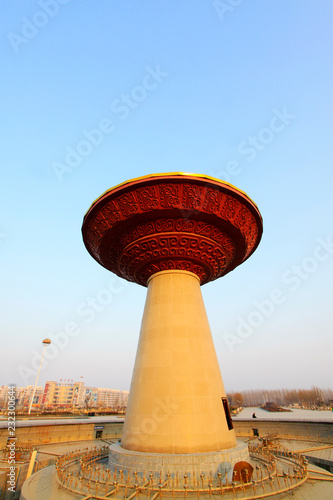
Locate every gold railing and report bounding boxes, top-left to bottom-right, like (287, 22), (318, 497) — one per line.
(55, 443), (309, 499)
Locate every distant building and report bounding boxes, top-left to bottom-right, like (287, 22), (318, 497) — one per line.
(0, 386), (8, 408)
(81, 386), (99, 409)
(42, 381), (57, 407)
(0, 381), (129, 411)
(97, 388), (129, 408)
(19, 385), (44, 408)
(43, 381), (76, 408)
(0, 385), (44, 410)
(43, 380), (87, 409)
(72, 381), (85, 407)
(41, 381), (129, 410)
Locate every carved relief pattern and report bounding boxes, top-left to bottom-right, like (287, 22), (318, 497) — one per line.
(83, 178), (261, 285)
(181, 183), (203, 211)
(203, 187), (224, 215)
(112, 218), (236, 261)
(159, 183), (180, 209)
(116, 192), (140, 217)
(118, 233), (228, 286)
(136, 186), (159, 211)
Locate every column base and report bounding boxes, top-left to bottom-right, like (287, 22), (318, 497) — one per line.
(109, 442), (249, 484)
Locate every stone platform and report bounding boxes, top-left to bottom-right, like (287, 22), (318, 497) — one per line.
(109, 441), (249, 483)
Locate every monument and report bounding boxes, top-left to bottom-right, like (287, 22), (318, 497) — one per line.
(82, 172), (263, 482)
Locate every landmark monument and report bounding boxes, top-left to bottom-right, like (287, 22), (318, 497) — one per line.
(82, 173), (263, 482)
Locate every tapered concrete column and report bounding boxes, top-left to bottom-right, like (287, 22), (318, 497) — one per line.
(121, 270), (237, 454)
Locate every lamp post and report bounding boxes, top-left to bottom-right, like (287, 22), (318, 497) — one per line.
(28, 338), (51, 415)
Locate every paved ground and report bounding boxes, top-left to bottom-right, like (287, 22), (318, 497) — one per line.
(279, 438), (333, 472)
(20, 439), (111, 500)
(21, 466), (77, 500)
(234, 407), (333, 422)
(20, 465), (333, 500)
(19, 438), (333, 500)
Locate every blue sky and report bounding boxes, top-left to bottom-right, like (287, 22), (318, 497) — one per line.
(1, 1), (332, 393)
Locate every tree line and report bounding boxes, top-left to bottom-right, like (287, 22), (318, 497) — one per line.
(227, 386), (333, 408)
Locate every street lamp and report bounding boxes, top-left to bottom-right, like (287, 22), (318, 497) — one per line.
(28, 338), (51, 415)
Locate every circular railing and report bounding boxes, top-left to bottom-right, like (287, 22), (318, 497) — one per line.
(55, 442), (309, 499)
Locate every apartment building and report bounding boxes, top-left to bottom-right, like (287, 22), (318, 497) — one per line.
(0, 382), (129, 410)
(97, 388), (129, 408)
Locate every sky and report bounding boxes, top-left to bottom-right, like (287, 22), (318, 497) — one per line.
(1, 1), (332, 393)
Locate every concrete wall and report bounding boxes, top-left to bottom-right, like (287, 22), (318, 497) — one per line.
(0, 462), (30, 500)
(0, 421), (123, 448)
(1, 418), (332, 450)
(233, 419), (333, 443)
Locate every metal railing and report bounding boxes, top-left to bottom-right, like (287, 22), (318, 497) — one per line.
(54, 441), (310, 499)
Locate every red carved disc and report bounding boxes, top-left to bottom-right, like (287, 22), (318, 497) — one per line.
(82, 173), (263, 286)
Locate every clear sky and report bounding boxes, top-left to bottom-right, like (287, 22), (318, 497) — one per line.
(1, 1), (332, 393)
